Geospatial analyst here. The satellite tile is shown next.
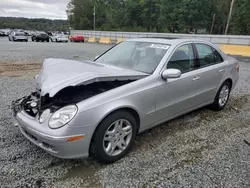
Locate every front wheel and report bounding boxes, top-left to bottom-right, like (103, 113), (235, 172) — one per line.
(90, 111), (137, 163)
(211, 81), (231, 111)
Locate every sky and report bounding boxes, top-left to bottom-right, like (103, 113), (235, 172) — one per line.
(0, 0), (70, 20)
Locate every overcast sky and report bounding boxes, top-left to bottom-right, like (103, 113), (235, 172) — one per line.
(0, 0), (70, 20)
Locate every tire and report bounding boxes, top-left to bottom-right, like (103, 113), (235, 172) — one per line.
(8, 37), (11, 41)
(56, 39), (58, 42)
(36, 39), (39, 42)
(47, 39), (49, 42)
(90, 110), (137, 163)
(25, 39), (28, 42)
(210, 81), (231, 111)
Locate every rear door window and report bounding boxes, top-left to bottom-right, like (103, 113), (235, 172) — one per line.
(213, 48), (224, 63)
(195, 44), (223, 68)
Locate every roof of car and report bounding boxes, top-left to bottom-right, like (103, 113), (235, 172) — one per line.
(127, 38), (208, 45)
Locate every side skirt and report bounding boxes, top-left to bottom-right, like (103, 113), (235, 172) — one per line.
(139, 100), (214, 133)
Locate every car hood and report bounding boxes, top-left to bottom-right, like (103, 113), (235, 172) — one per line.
(37, 58), (148, 97)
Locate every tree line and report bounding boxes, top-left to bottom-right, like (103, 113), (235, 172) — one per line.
(67, 0), (250, 35)
(0, 17), (69, 31)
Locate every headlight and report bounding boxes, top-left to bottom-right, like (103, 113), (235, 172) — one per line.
(49, 105), (78, 129)
(39, 109), (51, 123)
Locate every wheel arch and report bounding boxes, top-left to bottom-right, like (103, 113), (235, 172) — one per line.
(224, 78), (233, 89)
(215, 77), (233, 98)
(97, 106), (141, 133)
(88, 106), (141, 156)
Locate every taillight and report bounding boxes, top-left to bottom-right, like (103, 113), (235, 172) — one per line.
(236, 62), (240, 73)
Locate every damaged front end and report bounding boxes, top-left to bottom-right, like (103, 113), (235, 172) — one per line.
(12, 91), (41, 117)
(11, 58), (148, 119)
(11, 80), (136, 118)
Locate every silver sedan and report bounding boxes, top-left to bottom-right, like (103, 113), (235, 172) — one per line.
(12, 38), (239, 163)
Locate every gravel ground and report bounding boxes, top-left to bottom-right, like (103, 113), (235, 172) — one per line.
(0, 37), (250, 188)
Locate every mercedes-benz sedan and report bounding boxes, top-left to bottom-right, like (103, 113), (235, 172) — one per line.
(12, 38), (239, 163)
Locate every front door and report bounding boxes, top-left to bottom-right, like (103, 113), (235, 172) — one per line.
(154, 43), (200, 123)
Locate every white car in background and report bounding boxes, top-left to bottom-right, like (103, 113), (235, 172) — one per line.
(8, 31), (28, 42)
(50, 34), (68, 43)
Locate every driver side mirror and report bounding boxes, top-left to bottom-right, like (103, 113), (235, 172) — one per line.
(161, 69), (181, 80)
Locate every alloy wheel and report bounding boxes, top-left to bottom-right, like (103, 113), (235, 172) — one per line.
(103, 119), (132, 156)
(219, 85), (229, 107)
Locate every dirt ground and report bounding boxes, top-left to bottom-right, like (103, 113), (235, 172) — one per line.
(0, 63), (41, 77)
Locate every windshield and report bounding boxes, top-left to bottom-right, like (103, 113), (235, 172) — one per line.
(95, 41), (170, 74)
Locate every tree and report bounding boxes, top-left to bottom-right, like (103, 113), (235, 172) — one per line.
(66, 0), (250, 35)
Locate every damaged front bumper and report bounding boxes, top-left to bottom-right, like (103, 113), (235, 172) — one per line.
(11, 95), (90, 159)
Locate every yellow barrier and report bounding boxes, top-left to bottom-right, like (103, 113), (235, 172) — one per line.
(99, 38), (112, 44)
(117, 38), (125, 43)
(220, 45), (250, 57)
(88, 38), (96, 43)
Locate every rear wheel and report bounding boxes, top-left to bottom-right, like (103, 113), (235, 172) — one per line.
(211, 81), (231, 111)
(90, 110), (137, 163)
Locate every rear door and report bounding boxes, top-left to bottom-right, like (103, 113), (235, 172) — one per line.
(192, 43), (227, 105)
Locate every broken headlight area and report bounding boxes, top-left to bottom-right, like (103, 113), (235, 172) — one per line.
(11, 80), (136, 119)
(11, 91), (41, 117)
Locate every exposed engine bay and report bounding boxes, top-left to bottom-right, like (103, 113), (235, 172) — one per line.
(12, 80), (136, 117)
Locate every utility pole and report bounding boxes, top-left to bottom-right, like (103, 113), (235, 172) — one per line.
(225, 0), (235, 35)
(149, 0), (153, 32)
(93, 6), (96, 31)
(210, 13), (216, 34)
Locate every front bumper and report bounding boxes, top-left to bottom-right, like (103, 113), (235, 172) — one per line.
(14, 111), (91, 159)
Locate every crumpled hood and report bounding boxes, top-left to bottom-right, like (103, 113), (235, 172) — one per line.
(37, 58), (148, 97)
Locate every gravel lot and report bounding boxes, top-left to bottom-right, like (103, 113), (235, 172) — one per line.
(0, 36), (250, 188)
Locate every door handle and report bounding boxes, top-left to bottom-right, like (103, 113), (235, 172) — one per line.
(193, 76), (200, 81)
(219, 69), (225, 73)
